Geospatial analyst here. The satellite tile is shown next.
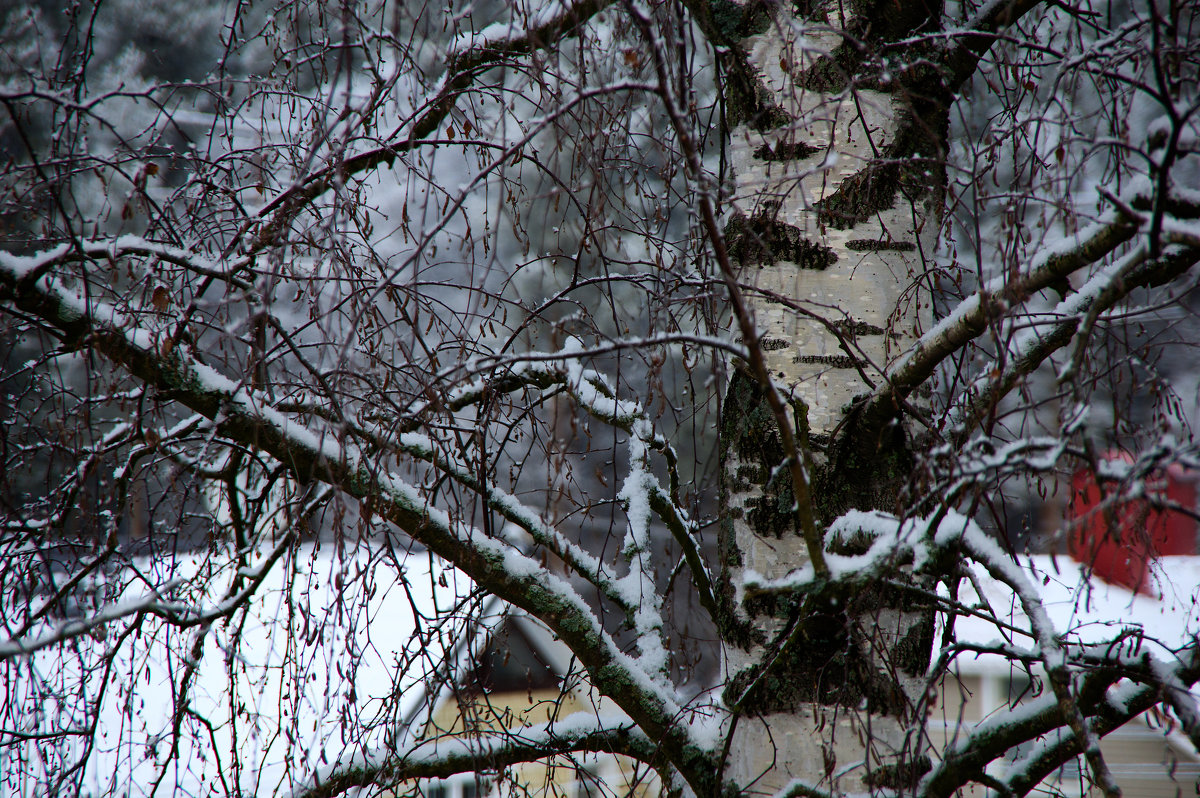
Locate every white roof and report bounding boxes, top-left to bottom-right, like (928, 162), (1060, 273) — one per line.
(950, 554), (1200, 675)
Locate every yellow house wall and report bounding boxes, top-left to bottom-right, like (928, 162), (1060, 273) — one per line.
(427, 688), (586, 737)
(406, 687), (657, 798)
(405, 673), (1196, 797)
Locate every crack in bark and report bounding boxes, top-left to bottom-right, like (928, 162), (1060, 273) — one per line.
(814, 152), (940, 229)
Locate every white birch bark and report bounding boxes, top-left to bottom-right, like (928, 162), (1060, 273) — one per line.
(729, 20), (935, 438)
(720, 5), (939, 794)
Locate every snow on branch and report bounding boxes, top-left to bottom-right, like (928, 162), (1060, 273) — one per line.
(0, 583), (181, 659)
(735, 503), (1200, 797)
(625, 0), (829, 582)
(862, 206), (1141, 426)
(379, 332), (743, 435)
(860, 176), (1199, 442)
(0, 235), (251, 292)
(561, 337), (672, 678)
(738, 509), (967, 601)
(922, 642), (1200, 798)
(942, 520), (1195, 797)
(0, 250), (720, 790)
(373, 422), (638, 616)
(248, 0), (617, 258)
(948, 242), (1200, 439)
(407, 351), (718, 622)
(0, 526), (298, 660)
(906, 516), (1200, 797)
(291, 718), (656, 798)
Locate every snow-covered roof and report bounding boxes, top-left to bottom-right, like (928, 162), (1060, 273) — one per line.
(950, 554), (1200, 675)
(394, 591), (639, 751)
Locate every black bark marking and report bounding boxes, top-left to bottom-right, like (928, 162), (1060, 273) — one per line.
(794, 353), (864, 369)
(754, 140), (821, 161)
(726, 204), (838, 268)
(846, 238), (915, 251)
(831, 319), (886, 336)
(717, 369), (811, 648)
(797, 0), (943, 91)
(707, 0), (774, 39)
(726, 70), (794, 132)
(816, 160), (904, 228)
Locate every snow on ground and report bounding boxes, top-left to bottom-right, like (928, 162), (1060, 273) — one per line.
(3, 542), (473, 798)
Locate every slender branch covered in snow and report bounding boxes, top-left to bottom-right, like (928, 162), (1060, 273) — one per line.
(947, 242), (1200, 440)
(290, 718), (657, 798)
(0, 244), (725, 796)
(246, 0), (619, 259)
(0, 584), (181, 658)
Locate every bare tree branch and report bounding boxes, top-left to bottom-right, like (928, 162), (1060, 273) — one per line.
(291, 723), (659, 798)
(0, 254), (722, 795)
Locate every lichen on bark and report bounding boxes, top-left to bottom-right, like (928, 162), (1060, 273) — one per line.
(718, 364), (934, 718)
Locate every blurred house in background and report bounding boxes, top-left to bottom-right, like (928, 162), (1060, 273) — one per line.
(405, 560), (1200, 798)
(405, 606), (661, 798)
(932, 554), (1200, 797)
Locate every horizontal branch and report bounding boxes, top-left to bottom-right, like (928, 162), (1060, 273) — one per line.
(0, 236), (251, 293)
(0, 584), (178, 658)
(1003, 652), (1198, 795)
(0, 527), (298, 659)
(922, 637), (1200, 797)
(291, 721), (658, 798)
(351, 357), (717, 624)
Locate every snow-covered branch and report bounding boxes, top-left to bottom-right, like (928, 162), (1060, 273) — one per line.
(247, 0), (617, 257)
(861, 207), (1141, 428)
(291, 720), (657, 798)
(0, 584), (180, 659)
(0, 249), (722, 795)
(948, 242), (1200, 439)
(923, 643), (1200, 798)
(345, 353), (716, 623)
(0, 525), (298, 659)
(0, 236), (252, 290)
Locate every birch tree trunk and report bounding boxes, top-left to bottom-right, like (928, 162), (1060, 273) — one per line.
(717, 1), (946, 793)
